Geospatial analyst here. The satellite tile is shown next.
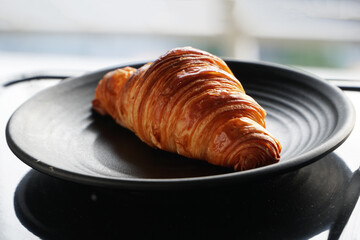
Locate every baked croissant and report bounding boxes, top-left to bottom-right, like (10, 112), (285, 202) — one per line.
(92, 47), (281, 171)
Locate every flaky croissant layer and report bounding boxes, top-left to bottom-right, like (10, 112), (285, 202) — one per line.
(92, 47), (281, 171)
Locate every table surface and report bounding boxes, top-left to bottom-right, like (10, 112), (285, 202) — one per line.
(0, 54), (359, 239)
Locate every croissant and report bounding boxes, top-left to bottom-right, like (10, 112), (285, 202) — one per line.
(92, 47), (281, 171)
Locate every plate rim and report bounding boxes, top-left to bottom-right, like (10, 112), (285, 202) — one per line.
(6, 59), (356, 190)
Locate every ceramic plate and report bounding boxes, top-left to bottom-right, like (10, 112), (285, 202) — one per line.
(6, 60), (355, 189)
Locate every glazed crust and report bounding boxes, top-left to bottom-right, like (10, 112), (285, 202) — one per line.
(92, 47), (281, 171)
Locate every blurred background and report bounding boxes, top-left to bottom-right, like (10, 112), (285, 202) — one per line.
(0, 0), (359, 79)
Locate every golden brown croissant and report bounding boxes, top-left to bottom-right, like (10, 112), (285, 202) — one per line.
(92, 47), (281, 171)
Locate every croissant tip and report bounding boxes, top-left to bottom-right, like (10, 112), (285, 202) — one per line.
(92, 99), (107, 116)
(233, 156), (280, 171)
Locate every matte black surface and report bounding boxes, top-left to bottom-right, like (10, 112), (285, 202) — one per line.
(6, 61), (356, 189)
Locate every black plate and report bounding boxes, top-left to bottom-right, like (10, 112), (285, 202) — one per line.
(6, 60), (355, 190)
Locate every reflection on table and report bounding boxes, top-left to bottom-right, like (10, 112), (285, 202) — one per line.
(14, 152), (358, 239)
